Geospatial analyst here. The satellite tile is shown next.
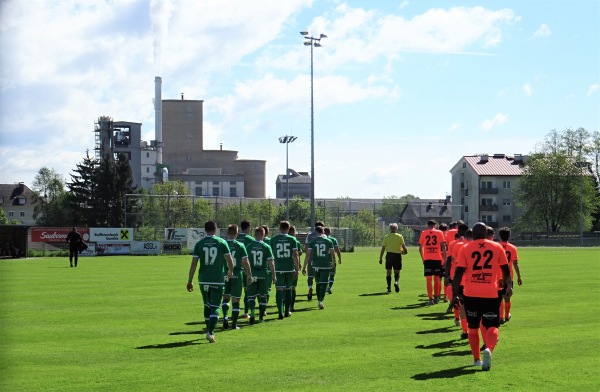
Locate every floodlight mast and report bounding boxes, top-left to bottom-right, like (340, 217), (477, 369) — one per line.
(279, 135), (298, 221)
(300, 31), (326, 230)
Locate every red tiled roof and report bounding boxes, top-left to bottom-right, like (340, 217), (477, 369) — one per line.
(464, 155), (525, 176)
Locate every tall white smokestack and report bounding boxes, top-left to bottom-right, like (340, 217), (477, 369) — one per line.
(154, 76), (163, 164)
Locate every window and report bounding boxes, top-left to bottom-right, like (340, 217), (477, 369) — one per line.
(482, 181), (492, 189)
(213, 181), (219, 185)
(146, 152), (150, 158)
(8, 211), (14, 217)
(503, 215), (511, 222)
(0, 196), (3, 204)
(230, 181), (236, 185)
(230, 188), (237, 197)
(503, 198), (511, 206)
(195, 187), (203, 197)
(146, 167), (150, 173)
(503, 181), (511, 189)
(481, 198), (493, 206)
(462, 162), (466, 168)
(481, 215), (493, 222)
(16, 197), (26, 205)
(464, 206), (469, 213)
(20, 211), (25, 218)
(212, 187), (219, 196)
(465, 189), (469, 196)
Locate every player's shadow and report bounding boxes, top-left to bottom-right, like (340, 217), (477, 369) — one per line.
(289, 307), (317, 313)
(431, 350), (472, 357)
(391, 302), (430, 310)
(415, 339), (464, 350)
(136, 339), (200, 349)
(415, 326), (455, 335)
(411, 366), (478, 380)
(416, 312), (454, 321)
(359, 292), (391, 297)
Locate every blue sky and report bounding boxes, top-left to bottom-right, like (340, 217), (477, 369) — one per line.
(1, 0), (598, 199)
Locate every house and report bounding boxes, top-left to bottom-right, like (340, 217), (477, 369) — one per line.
(449, 154), (528, 228)
(0, 183), (36, 225)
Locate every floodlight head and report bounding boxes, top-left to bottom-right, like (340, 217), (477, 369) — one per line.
(314, 42), (322, 47)
(320, 34), (327, 38)
(290, 136), (298, 142)
(300, 31), (308, 35)
(304, 42), (311, 46)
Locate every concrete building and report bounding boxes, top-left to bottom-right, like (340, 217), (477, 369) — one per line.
(275, 169), (311, 199)
(400, 197), (454, 228)
(154, 98), (266, 198)
(450, 154), (528, 228)
(0, 183), (36, 225)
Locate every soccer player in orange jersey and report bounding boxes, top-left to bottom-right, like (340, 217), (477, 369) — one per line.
(498, 227), (523, 323)
(453, 223), (512, 371)
(418, 220), (447, 305)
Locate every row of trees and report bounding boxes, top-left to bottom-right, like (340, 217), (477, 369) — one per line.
(25, 127), (600, 244)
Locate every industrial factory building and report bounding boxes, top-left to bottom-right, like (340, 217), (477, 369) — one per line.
(95, 77), (266, 198)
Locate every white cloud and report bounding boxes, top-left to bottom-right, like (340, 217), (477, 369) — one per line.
(534, 24), (551, 38)
(448, 123), (462, 132)
(481, 113), (508, 131)
(588, 84), (599, 96)
(523, 83), (532, 96)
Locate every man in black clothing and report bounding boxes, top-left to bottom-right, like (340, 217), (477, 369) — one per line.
(66, 227), (82, 267)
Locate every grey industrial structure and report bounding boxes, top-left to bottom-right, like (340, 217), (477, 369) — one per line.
(275, 169), (311, 199)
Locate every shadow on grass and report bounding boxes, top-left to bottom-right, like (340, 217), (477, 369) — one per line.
(359, 292), (390, 297)
(289, 307), (318, 313)
(416, 312), (454, 321)
(415, 339), (464, 350)
(431, 350), (472, 357)
(391, 302), (430, 310)
(411, 366), (478, 380)
(415, 326), (456, 335)
(136, 339), (200, 349)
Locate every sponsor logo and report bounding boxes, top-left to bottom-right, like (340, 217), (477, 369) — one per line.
(144, 242), (158, 250)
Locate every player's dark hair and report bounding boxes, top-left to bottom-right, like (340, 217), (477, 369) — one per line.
(427, 220), (436, 227)
(457, 223), (469, 237)
(315, 226), (324, 234)
(499, 227), (511, 242)
(279, 221), (290, 230)
(486, 226), (495, 240)
(241, 220), (251, 230)
(472, 223), (487, 240)
(204, 221), (217, 232)
(324, 227), (331, 235)
(315, 221), (325, 228)
(227, 224), (238, 235)
(466, 229), (473, 240)
(289, 225), (296, 235)
(439, 223), (448, 231)
(261, 225), (269, 235)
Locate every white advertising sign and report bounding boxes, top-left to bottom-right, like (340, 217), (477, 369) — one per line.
(79, 243), (96, 257)
(164, 228), (188, 242)
(89, 228), (133, 243)
(96, 243), (131, 255)
(130, 241), (161, 255)
(187, 228), (206, 250)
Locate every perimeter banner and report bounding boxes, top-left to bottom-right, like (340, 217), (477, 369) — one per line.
(89, 228), (133, 243)
(96, 243), (131, 255)
(130, 241), (161, 255)
(31, 227), (91, 243)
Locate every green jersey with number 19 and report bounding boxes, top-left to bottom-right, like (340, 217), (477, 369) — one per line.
(270, 233), (298, 273)
(192, 235), (231, 285)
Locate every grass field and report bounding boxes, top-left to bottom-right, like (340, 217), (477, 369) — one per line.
(1, 247), (599, 391)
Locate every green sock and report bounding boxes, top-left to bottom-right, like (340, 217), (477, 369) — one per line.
(284, 289), (292, 313)
(221, 301), (230, 319)
(276, 290), (284, 314)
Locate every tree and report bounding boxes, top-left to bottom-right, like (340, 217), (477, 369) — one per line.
(66, 151), (98, 227)
(0, 208), (9, 224)
(377, 194), (417, 223)
(31, 167), (70, 226)
(515, 127), (600, 233)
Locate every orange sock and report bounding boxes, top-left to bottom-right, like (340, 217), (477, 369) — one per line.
(460, 318), (468, 333)
(454, 307), (460, 319)
(433, 276), (442, 297)
(480, 325), (488, 345)
(468, 328), (480, 360)
(486, 327), (499, 351)
(444, 285), (452, 300)
(426, 276), (433, 299)
(505, 302), (512, 319)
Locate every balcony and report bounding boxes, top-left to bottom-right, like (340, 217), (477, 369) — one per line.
(480, 204), (499, 211)
(480, 187), (498, 194)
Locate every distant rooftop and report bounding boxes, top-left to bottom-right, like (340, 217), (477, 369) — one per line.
(463, 154), (528, 176)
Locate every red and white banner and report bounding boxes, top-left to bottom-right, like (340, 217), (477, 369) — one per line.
(31, 227), (91, 243)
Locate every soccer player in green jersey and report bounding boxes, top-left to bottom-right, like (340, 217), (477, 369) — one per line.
(237, 220), (255, 319)
(288, 225), (303, 312)
(303, 225), (335, 309)
(224, 224), (253, 330)
(324, 227), (342, 294)
(245, 226), (276, 324)
(186, 221), (234, 343)
(270, 221), (301, 319)
(261, 224), (273, 314)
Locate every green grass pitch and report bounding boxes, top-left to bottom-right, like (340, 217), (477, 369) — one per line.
(1, 247), (599, 391)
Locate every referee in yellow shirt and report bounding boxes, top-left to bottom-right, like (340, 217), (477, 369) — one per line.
(379, 223), (408, 293)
